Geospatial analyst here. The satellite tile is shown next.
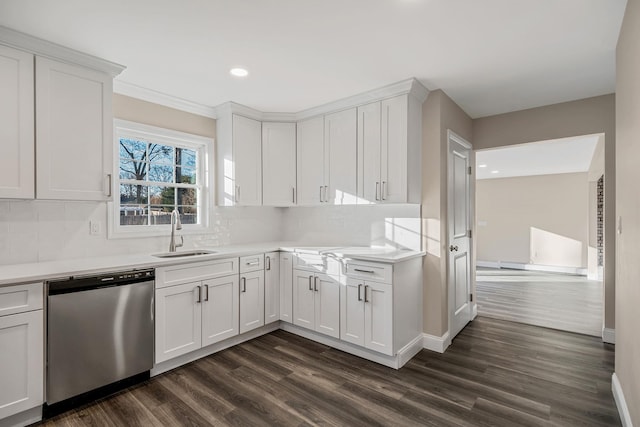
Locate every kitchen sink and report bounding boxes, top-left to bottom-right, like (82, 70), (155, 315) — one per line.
(152, 250), (217, 258)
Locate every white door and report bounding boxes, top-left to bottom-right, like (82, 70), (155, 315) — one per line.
(202, 275), (239, 346)
(292, 270), (315, 329)
(262, 122), (297, 206)
(447, 131), (473, 340)
(155, 282), (202, 363)
(357, 101), (381, 203)
(296, 116), (325, 205)
(233, 114), (262, 206)
(0, 310), (43, 419)
(341, 278), (365, 346)
(35, 56), (113, 201)
(264, 252), (280, 325)
(314, 274), (340, 338)
(0, 45), (34, 199)
(381, 95), (408, 203)
(239, 270), (265, 334)
(364, 281), (393, 355)
(279, 253), (294, 322)
(325, 108), (357, 205)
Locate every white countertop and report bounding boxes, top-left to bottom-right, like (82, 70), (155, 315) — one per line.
(0, 243), (424, 287)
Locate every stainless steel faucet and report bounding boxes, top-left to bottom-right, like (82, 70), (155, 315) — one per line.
(169, 209), (184, 252)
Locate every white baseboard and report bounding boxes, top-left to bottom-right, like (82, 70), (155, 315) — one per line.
(423, 331), (450, 353)
(0, 406), (41, 427)
(612, 373), (633, 427)
(602, 327), (616, 344)
(477, 260), (587, 276)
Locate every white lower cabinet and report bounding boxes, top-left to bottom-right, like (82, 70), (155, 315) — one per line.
(341, 278), (393, 355)
(279, 253), (293, 322)
(239, 270), (264, 334)
(0, 283), (44, 420)
(264, 252), (280, 325)
(202, 275), (240, 346)
(292, 269), (340, 338)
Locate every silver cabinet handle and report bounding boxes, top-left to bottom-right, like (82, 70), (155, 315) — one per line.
(364, 285), (369, 303)
(246, 261), (260, 266)
(382, 181), (386, 200)
(292, 187), (296, 204)
(204, 284), (209, 302)
(106, 174), (112, 197)
(266, 256), (271, 271)
(319, 186), (323, 203)
(314, 276), (318, 292)
(241, 277), (246, 292)
(357, 284), (362, 301)
(324, 186), (328, 202)
(196, 285), (202, 303)
(354, 268), (375, 274)
(235, 185), (239, 203)
(375, 182), (380, 201)
(308, 275), (313, 291)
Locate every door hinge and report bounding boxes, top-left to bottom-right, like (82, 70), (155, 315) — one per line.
(467, 229), (472, 238)
(468, 166), (472, 175)
(470, 293), (473, 302)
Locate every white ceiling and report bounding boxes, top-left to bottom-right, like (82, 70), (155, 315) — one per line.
(0, 0), (627, 118)
(475, 134), (600, 180)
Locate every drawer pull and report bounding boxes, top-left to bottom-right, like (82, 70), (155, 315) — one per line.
(246, 261), (260, 266)
(354, 268), (375, 274)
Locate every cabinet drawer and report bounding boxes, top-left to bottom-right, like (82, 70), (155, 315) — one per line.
(0, 283), (43, 317)
(240, 254), (265, 273)
(344, 261), (392, 284)
(156, 258), (239, 289)
(293, 253), (341, 276)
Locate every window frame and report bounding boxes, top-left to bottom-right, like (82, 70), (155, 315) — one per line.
(108, 119), (214, 239)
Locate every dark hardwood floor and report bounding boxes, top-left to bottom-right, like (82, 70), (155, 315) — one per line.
(38, 317), (620, 426)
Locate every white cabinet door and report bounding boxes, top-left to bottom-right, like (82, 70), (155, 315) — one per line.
(340, 278), (365, 346)
(239, 270), (265, 334)
(35, 56), (113, 201)
(314, 274), (341, 338)
(279, 252), (294, 323)
(155, 282), (202, 363)
(202, 275), (239, 346)
(364, 281), (393, 356)
(0, 45), (34, 199)
(296, 116), (325, 205)
(357, 101), (381, 203)
(264, 252), (280, 325)
(325, 108), (357, 205)
(292, 270), (315, 329)
(233, 114), (262, 206)
(262, 122), (296, 206)
(380, 95), (408, 203)
(0, 310), (43, 419)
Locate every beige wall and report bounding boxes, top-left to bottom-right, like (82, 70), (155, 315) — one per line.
(113, 94), (216, 138)
(477, 173), (589, 269)
(421, 90), (473, 337)
(615, 0), (640, 423)
(473, 95), (616, 330)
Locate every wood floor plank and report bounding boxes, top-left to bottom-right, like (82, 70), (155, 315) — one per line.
(37, 317), (620, 427)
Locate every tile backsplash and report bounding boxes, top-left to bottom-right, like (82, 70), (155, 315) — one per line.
(0, 200), (421, 265)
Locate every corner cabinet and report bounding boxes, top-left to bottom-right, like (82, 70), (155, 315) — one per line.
(296, 116), (325, 205)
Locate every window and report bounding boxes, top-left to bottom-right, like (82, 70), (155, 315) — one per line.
(110, 120), (213, 237)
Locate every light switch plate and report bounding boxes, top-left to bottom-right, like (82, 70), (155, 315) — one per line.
(90, 220), (101, 235)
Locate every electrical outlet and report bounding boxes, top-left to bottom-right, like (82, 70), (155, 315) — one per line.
(90, 220), (101, 235)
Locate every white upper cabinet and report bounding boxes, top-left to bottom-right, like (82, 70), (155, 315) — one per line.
(296, 116), (325, 205)
(232, 115), (262, 206)
(35, 57), (113, 200)
(262, 122), (297, 206)
(357, 94), (418, 204)
(325, 108), (357, 205)
(0, 45), (34, 199)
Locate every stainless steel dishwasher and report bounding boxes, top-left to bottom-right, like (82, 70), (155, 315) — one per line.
(45, 269), (154, 415)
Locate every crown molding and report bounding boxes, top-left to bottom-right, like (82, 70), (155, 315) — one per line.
(0, 25), (125, 77)
(114, 80), (217, 119)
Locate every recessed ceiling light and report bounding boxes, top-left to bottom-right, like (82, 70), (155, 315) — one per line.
(230, 67), (249, 77)
(478, 164), (487, 168)
(491, 170), (499, 174)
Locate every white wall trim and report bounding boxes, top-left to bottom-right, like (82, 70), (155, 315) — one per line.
(471, 303), (478, 320)
(114, 80), (216, 118)
(423, 331), (451, 353)
(612, 373), (633, 427)
(0, 25), (125, 77)
(397, 335), (425, 368)
(477, 260), (588, 276)
(0, 406), (42, 427)
(602, 327), (615, 344)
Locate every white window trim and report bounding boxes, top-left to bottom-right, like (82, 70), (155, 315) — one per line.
(108, 119), (214, 239)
